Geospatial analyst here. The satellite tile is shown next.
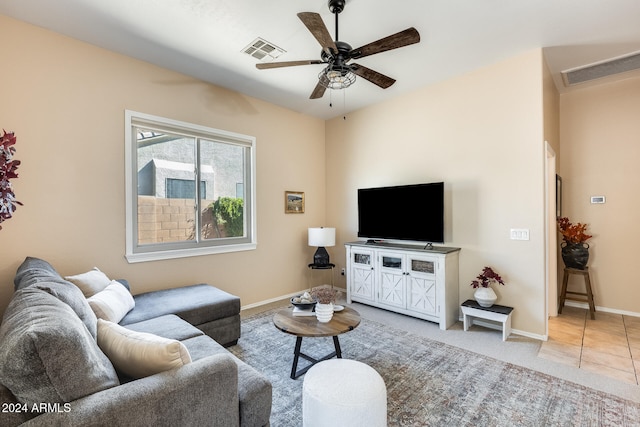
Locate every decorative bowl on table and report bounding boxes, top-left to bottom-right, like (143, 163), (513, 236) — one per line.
(291, 292), (316, 309)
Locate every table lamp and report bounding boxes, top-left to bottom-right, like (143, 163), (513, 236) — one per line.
(308, 227), (336, 266)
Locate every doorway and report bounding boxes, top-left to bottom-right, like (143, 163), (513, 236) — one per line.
(545, 141), (558, 337)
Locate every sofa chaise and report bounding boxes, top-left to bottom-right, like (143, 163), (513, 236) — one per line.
(0, 257), (271, 426)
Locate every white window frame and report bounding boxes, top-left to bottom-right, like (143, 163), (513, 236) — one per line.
(125, 110), (257, 263)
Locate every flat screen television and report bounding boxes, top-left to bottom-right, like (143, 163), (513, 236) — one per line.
(357, 182), (444, 243)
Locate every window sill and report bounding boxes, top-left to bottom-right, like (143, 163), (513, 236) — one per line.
(125, 243), (257, 263)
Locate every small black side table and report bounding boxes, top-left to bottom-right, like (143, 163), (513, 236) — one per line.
(308, 263), (335, 287)
(460, 300), (514, 341)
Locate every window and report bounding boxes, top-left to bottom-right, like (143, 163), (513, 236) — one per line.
(125, 110), (256, 263)
(166, 179), (206, 199)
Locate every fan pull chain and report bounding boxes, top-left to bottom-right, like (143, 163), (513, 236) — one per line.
(328, 89), (347, 120)
(343, 89), (347, 120)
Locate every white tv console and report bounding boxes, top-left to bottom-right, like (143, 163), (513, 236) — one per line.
(345, 241), (461, 330)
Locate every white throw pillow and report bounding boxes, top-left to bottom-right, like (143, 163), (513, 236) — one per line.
(87, 281), (135, 323)
(65, 267), (112, 297)
(97, 319), (192, 379)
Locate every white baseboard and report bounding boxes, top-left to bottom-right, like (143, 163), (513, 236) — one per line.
(241, 287), (348, 311)
(562, 301), (640, 318)
(457, 316), (547, 341)
(241, 291), (297, 311)
(511, 328), (547, 341)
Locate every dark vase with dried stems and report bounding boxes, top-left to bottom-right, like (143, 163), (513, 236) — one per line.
(557, 217), (592, 270)
(561, 242), (590, 269)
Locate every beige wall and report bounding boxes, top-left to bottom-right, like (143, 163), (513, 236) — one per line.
(326, 50), (549, 336)
(559, 75), (640, 314)
(0, 15), (326, 317)
(9, 13), (621, 336)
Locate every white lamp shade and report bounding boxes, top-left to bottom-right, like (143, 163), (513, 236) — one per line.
(308, 227), (336, 247)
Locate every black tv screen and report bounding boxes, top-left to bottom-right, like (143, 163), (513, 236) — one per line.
(357, 182), (444, 243)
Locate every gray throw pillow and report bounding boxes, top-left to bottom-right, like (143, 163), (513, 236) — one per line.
(13, 257), (63, 291)
(32, 280), (99, 339)
(0, 288), (119, 406)
(12, 257), (98, 338)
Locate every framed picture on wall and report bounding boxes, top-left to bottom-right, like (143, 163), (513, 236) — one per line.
(556, 175), (562, 218)
(285, 191), (305, 214)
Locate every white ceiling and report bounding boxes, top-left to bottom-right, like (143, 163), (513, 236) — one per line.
(2, 0), (640, 119)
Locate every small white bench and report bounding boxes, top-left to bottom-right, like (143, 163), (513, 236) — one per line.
(461, 299), (514, 341)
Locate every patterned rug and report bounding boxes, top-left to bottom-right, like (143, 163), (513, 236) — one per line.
(229, 308), (640, 426)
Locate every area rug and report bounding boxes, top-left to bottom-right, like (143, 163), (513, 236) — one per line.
(229, 308), (640, 426)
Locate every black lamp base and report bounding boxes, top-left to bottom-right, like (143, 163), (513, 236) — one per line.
(313, 247), (331, 267)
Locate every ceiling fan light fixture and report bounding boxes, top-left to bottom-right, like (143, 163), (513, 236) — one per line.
(319, 66), (356, 90)
(257, 2), (420, 99)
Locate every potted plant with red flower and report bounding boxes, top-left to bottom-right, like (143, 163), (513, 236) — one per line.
(1, 130), (22, 230)
(470, 266), (505, 307)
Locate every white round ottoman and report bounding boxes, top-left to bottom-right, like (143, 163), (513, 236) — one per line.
(302, 359), (387, 427)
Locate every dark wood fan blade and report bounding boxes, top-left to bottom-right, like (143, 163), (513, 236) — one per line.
(297, 12), (338, 54)
(351, 64), (396, 89)
(351, 27), (420, 59)
(310, 81), (327, 99)
(256, 60), (324, 70)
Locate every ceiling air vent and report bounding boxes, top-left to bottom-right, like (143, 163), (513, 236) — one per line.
(242, 38), (285, 62)
(562, 51), (640, 87)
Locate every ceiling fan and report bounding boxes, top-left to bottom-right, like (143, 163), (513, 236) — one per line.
(255, 0), (420, 99)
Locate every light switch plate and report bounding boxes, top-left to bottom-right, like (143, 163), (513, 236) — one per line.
(510, 228), (530, 240)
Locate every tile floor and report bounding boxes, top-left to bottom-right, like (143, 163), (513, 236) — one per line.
(538, 305), (640, 385)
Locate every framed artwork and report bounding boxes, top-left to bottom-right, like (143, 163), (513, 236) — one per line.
(285, 191), (305, 213)
(556, 175), (562, 218)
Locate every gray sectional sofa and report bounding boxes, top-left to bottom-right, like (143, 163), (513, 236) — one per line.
(0, 257), (271, 427)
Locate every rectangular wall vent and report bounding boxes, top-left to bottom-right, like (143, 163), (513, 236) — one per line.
(242, 38), (285, 62)
(562, 51), (640, 86)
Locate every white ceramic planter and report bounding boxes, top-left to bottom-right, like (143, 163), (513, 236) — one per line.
(315, 302), (334, 323)
(474, 287), (497, 307)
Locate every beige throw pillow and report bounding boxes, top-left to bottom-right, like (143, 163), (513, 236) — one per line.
(97, 319), (192, 379)
(65, 267), (112, 297)
(87, 281), (135, 323)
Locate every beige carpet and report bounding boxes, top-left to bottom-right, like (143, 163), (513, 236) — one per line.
(230, 306), (640, 426)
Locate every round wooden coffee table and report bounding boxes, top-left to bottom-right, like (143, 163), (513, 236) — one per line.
(273, 306), (361, 379)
